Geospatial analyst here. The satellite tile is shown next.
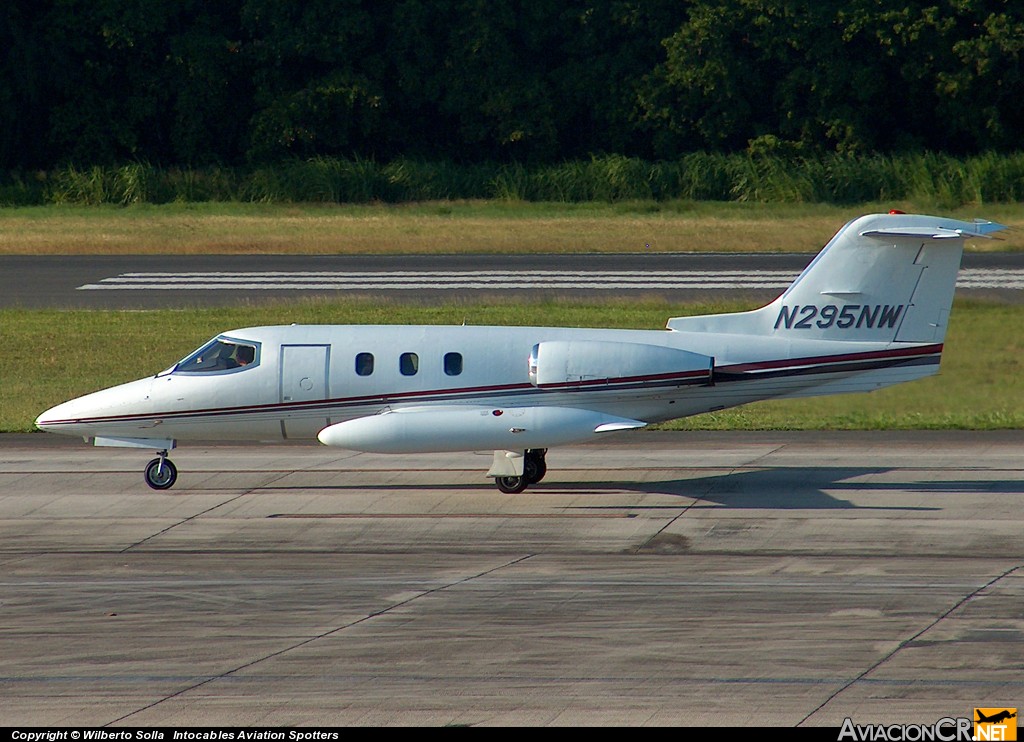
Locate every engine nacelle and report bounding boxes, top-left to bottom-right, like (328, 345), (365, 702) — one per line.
(528, 340), (713, 389)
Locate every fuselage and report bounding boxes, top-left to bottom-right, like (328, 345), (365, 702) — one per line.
(35, 322), (940, 446)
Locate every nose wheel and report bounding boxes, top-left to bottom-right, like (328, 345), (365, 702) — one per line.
(145, 452), (178, 490)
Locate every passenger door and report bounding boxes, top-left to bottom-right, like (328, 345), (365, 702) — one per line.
(280, 344), (330, 439)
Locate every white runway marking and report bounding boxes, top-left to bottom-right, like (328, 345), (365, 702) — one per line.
(76, 268), (1024, 291)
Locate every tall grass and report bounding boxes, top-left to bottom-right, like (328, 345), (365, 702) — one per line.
(6, 152), (1024, 207)
(45, 163), (241, 205)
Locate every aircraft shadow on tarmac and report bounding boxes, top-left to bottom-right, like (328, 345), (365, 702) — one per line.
(250, 465), (1024, 510)
(547, 467), (925, 510)
(552, 466), (1024, 510)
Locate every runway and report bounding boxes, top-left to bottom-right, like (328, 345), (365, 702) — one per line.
(4, 252), (1024, 308)
(2, 431), (1022, 726)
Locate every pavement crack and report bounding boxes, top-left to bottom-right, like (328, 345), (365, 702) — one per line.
(797, 563), (1022, 726)
(631, 508), (695, 554)
(118, 471), (294, 553)
(742, 443), (787, 468)
(104, 553), (536, 725)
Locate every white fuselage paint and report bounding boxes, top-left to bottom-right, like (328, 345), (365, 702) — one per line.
(35, 322), (939, 444)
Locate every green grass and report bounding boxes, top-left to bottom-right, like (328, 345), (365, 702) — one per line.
(4, 299), (1021, 433)
(3, 200), (1023, 254)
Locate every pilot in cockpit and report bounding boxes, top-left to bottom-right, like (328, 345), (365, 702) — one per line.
(173, 338), (258, 373)
(220, 345), (241, 369)
(235, 345), (255, 367)
(221, 344), (255, 369)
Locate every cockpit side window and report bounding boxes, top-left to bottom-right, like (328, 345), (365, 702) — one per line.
(174, 338), (260, 374)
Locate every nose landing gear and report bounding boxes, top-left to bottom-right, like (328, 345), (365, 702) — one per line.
(144, 451), (178, 490)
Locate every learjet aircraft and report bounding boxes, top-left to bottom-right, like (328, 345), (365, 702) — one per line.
(36, 212), (1004, 492)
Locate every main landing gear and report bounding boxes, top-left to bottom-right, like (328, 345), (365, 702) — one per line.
(494, 448), (547, 494)
(144, 450), (178, 490)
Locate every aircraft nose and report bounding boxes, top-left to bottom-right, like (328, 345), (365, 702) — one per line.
(35, 398), (89, 429)
(35, 396), (100, 434)
(35, 377), (156, 436)
(35, 402), (67, 429)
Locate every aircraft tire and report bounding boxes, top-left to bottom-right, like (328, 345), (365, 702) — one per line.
(523, 458), (546, 485)
(524, 449), (547, 484)
(495, 476), (528, 494)
(145, 457), (178, 490)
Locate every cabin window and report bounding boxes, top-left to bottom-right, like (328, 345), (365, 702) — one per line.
(355, 352), (374, 376)
(400, 352), (419, 376)
(444, 352), (463, 376)
(174, 338), (259, 374)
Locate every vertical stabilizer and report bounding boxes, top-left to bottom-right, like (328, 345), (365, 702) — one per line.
(667, 213), (1005, 343)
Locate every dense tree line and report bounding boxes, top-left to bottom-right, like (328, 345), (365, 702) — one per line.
(1, 0), (1022, 171)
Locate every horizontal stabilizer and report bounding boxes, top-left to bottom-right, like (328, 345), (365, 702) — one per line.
(861, 222), (1006, 240)
(861, 227), (963, 240)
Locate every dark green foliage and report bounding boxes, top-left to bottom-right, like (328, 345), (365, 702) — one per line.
(2, 1), (1023, 176)
(41, 0), (250, 166)
(0, 171), (46, 206)
(636, 1), (1024, 156)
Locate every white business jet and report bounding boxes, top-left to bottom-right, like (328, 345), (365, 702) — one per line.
(36, 212), (1004, 492)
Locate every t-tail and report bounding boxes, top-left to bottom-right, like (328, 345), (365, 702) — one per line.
(668, 212), (1006, 344)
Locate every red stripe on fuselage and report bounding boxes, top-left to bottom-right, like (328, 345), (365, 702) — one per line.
(719, 343), (942, 374)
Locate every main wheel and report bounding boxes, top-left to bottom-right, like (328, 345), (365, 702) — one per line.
(524, 449), (547, 484)
(145, 457), (178, 490)
(495, 475), (528, 494)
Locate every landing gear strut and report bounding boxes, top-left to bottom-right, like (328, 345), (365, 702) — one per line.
(493, 449), (546, 494)
(144, 451), (178, 490)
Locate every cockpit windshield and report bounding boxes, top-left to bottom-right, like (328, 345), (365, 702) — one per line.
(172, 337), (260, 374)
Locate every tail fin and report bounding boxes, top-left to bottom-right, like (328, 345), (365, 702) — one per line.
(668, 213), (1006, 342)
